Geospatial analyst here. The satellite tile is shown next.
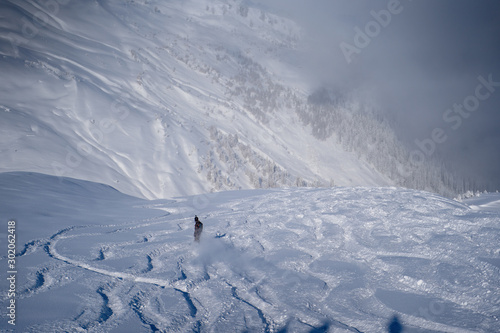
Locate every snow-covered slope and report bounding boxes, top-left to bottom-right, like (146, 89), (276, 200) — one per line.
(2, 0), (459, 199)
(1, 172), (499, 332)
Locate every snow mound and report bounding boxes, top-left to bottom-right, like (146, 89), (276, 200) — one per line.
(1, 172), (499, 332)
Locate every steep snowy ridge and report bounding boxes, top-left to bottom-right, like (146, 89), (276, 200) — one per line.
(1, 172), (499, 332)
(0, 0), (462, 199)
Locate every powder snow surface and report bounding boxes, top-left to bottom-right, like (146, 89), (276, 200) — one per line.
(0, 172), (499, 332)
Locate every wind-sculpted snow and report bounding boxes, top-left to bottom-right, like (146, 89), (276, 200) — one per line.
(0, 0), (468, 199)
(1, 173), (499, 332)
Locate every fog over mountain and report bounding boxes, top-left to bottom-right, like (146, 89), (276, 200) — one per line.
(254, 0), (500, 191)
(1, 2), (500, 332)
(0, 0), (498, 197)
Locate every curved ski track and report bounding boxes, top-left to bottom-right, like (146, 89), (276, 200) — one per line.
(11, 188), (500, 332)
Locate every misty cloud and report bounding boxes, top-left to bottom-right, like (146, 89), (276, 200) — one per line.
(251, 0), (500, 190)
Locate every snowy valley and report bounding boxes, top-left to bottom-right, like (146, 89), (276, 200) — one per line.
(1, 0), (499, 332)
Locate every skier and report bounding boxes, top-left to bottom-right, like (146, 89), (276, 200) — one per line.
(194, 215), (203, 242)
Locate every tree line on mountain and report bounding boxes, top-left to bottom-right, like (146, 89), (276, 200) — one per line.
(159, 17), (480, 197)
(223, 53), (473, 197)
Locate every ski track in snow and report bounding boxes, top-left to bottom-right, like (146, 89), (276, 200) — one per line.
(5, 187), (500, 332)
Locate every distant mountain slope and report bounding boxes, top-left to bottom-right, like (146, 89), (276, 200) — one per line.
(0, 0), (461, 198)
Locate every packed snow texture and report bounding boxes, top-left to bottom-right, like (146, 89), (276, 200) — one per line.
(1, 172), (499, 332)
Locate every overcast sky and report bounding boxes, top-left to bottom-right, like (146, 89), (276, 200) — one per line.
(252, 0), (500, 190)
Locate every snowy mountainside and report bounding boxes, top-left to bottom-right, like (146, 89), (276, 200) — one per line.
(1, 172), (499, 332)
(0, 0), (458, 199)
